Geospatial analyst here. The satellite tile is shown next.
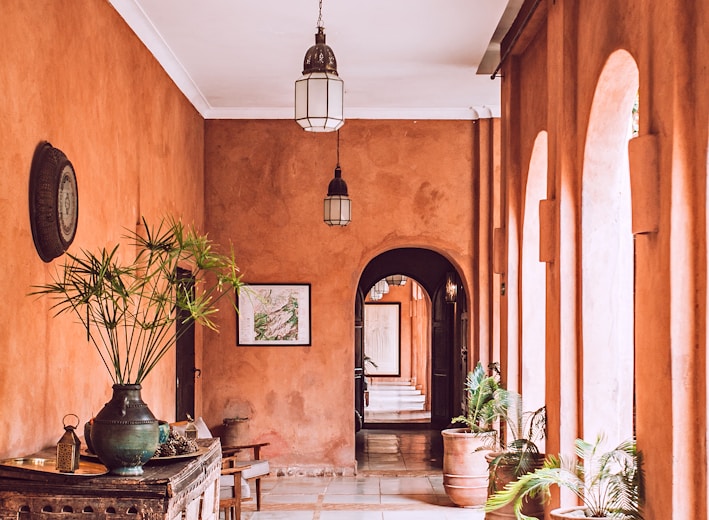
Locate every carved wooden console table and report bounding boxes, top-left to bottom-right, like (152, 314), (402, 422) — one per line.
(0, 439), (220, 520)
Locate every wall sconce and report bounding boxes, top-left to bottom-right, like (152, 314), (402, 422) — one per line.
(294, 0), (344, 132)
(445, 272), (457, 303)
(323, 131), (351, 226)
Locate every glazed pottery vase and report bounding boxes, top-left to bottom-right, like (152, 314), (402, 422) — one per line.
(91, 384), (159, 476)
(442, 428), (496, 507)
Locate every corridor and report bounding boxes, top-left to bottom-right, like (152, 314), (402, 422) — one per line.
(240, 429), (484, 519)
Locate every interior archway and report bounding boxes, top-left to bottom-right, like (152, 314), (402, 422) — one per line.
(581, 50), (638, 443)
(357, 248), (466, 429)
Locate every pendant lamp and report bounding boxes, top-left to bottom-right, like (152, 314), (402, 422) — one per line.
(295, 0), (344, 132)
(323, 131), (351, 226)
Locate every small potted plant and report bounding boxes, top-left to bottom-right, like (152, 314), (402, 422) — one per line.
(442, 361), (513, 507)
(32, 216), (245, 475)
(486, 402), (546, 519)
(485, 434), (644, 519)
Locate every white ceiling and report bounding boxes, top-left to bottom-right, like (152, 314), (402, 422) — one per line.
(109, 0), (521, 121)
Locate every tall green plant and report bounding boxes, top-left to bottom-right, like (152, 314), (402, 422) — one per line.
(452, 361), (513, 434)
(31, 217), (245, 385)
(485, 435), (643, 520)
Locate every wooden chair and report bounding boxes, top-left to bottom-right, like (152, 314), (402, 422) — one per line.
(219, 456), (249, 520)
(170, 419), (270, 518)
(221, 442), (270, 512)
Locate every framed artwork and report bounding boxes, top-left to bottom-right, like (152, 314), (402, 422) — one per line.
(237, 284), (311, 346)
(364, 302), (401, 376)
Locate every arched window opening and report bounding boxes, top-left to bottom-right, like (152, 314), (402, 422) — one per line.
(521, 132), (548, 417)
(581, 50), (639, 444)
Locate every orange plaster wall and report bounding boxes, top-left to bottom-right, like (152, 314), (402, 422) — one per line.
(0, 1), (204, 458)
(203, 119), (481, 473)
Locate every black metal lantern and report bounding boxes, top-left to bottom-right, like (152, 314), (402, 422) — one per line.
(324, 131), (351, 226)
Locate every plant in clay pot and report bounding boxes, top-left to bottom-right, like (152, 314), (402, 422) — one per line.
(486, 403), (546, 519)
(442, 361), (514, 507)
(485, 434), (643, 520)
(32, 216), (245, 475)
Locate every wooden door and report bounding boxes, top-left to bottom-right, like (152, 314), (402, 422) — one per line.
(354, 289), (365, 431)
(175, 268), (196, 421)
(431, 286), (454, 427)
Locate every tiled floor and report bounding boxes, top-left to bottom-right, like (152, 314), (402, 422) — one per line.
(239, 428), (485, 520)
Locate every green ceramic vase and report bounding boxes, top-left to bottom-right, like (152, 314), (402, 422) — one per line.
(91, 384), (159, 475)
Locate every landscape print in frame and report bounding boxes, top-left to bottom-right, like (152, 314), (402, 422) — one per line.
(237, 284), (311, 346)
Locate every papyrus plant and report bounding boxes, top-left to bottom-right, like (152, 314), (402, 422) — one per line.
(32, 217), (244, 384)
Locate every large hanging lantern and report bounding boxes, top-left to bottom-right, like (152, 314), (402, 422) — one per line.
(295, 0), (344, 132)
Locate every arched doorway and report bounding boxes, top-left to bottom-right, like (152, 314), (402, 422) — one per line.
(581, 50), (638, 443)
(521, 132), (548, 413)
(356, 248), (469, 429)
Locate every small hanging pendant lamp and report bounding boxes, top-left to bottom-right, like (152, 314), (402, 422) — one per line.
(295, 0), (344, 132)
(323, 131), (351, 226)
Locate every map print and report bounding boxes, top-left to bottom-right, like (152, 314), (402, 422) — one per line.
(252, 288), (299, 341)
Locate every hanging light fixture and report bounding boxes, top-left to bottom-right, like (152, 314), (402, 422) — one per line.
(375, 279), (390, 295)
(385, 274), (408, 287)
(323, 131), (351, 226)
(369, 287), (383, 301)
(295, 0), (344, 132)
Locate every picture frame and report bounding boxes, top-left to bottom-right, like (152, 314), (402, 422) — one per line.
(363, 302), (401, 376)
(236, 283), (311, 346)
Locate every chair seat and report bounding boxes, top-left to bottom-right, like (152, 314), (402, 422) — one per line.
(220, 474), (251, 499)
(238, 460), (269, 480)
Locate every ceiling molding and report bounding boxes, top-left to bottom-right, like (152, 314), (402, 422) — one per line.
(204, 106), (501, 121)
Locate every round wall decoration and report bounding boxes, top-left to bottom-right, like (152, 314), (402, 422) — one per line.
(29, 141), (79, 262)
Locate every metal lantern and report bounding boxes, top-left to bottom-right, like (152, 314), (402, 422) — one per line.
(324, 166), (351, 226)
(295, 1), (344, 132)
(385, 274), (408, 286)
(56, 414), (81, 473)
(324, 131), (351, 226)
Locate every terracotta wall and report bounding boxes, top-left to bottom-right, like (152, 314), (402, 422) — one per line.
(202, 119), (488, 474)
(0, 1), (204, 458)
(500, 0), (708, 518)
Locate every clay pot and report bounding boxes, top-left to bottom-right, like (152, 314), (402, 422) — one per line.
(91, 384), (159, 476)
(442, 428), (496, 507)
(550, 506), (615, 519)
(485, 451), (545, 519)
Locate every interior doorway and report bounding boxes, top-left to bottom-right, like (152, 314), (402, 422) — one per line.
(355, 248), (467, 431)
(363, 277), (432, 425)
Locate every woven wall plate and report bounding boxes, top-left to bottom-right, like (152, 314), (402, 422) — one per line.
(29, 141), (78, 262)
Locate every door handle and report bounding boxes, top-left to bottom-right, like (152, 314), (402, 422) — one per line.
(192, 368), (202, 379)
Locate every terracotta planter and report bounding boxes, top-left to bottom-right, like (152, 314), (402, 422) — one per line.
(485, 452), (545, 519)
(442, 428), (496, 507)
(550, 506), (618, 519)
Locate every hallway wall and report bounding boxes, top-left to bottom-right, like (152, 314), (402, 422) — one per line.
(202, 119), (495, 475)
(0, 1), (205, 457)
(499, 0), (709, 518)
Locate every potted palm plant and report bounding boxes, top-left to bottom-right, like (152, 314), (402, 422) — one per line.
(486, 403), (546, 519)
(442, 361), (513, 507)
(32, 217), (245, 475)
(485, 434), (643, 519)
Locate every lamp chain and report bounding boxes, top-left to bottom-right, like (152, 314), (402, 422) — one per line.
(317, 0), (324, 29)
(336, 130), (340, 166)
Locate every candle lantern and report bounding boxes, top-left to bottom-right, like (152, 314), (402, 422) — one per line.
(56, 413), (81, 473)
